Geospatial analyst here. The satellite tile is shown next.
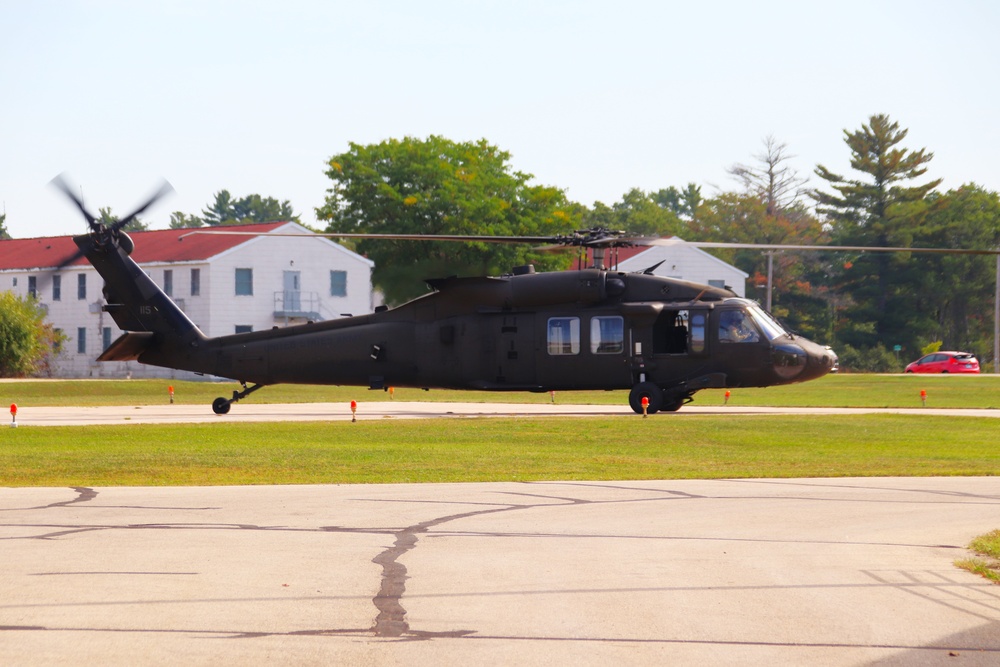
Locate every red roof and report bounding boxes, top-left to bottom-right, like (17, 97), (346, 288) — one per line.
(0, 222), (288, 271)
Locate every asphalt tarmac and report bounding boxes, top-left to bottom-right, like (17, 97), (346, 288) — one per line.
(3, 403), (1000, 665)
(2, 479), (999, 665)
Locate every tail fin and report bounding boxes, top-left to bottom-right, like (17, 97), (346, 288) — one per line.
(77, 232), (205, 344)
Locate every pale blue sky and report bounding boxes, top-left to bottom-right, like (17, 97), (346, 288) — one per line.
(2, 0), (997, 238)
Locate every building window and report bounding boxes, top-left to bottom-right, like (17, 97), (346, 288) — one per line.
(52, 275), (61, 301)
(77, 327), (87, 354)
(330, 270), (347, 297)
(163, 270), (173, 297)
(708, 279), (726, 290)
(190, 268), (200, 296)
(78, 274), (87, 300)
(235, 325), (253, 334)
(53, 328), (62, 353)
(590, 316), (624, 354)
(235, 268), (253, 296)
(28, 276), (37, 299)
(547, 317), (580, 355)
(103, 327), (112, 350)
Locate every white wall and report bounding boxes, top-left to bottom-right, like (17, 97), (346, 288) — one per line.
(1, 225), (374, 378)
(615, 244), (748, 297)
(205, 228), (373, 337)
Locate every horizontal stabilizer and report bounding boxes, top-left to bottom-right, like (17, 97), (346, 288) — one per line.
(97, 332), (156, 362)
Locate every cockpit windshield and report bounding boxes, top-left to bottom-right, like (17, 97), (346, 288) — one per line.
(747, 304), (788, 341)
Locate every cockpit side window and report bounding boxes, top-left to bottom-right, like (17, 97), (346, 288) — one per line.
(746, 304), (787, 341)
(718, 310), (761, 344)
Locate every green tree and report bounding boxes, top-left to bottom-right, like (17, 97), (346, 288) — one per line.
(652, 184), (703, 221)
(583, 188), (684, 238)
(317, 136), (580, 305)
(169, 211), (204, 229)
(813, 114), (942, 352)
(0, 292), (61, 377)
(913, 184), (1000, 358)
(0, 211), (10, 240)
(202, 190), (300, 226)
(99, 207), (148, 232)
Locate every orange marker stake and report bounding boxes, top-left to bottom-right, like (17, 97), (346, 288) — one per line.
(168, 385), (174, 404)
(389, 387), (394, 400)
(920, 389), (927, 407)
(550, 390), (555, 403)
(350, 400), (357, 422)
(10, 403), (17, 428)
(724, 390), (731, 405)
(641, 395), (649, 418)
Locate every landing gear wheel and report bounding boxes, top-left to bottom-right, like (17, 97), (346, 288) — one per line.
(661, 396), (685, 412)
(629, 382), (663, 414)
(212, 397), (231, 415)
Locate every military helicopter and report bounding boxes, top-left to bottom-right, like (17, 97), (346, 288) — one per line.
(52, 178), (839, 415)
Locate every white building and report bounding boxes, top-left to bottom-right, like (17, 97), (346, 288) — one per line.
(0, 222), (374, 379)
(603, 237), (749, 296)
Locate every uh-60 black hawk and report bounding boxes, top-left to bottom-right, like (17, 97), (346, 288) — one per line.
(53, 178), (839, 415)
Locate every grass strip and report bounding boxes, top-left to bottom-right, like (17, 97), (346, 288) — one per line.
(1, 414), (998, 487)
(956, 529), (1000, 584)
(1, 374), (999, 409)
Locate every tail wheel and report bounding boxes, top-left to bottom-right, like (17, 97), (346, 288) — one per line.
(629, 382), (663, 414)
(212, 397), (231, 415)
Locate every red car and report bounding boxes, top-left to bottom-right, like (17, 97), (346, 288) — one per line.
(905, 351), (980, 374)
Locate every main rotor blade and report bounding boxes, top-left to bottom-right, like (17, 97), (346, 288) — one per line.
(180, 229), (1000, 256)
(651, 239), (1000, 256)
(181, 230), (559, 243)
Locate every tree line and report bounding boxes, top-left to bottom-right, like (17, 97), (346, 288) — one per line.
(2, 113), (998, 376)
(316, 116), (1000, 370)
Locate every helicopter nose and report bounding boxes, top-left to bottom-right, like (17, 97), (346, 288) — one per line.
(800, 341), (838, 379)
(773, 340), (838, 381)
(773, 343), (807, 380)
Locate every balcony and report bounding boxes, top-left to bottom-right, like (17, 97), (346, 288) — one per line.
(274, 291), (323, 322)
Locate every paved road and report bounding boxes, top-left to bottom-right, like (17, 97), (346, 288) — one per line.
(2, 478), (1000, 665)
(9, 401), (1000, 426)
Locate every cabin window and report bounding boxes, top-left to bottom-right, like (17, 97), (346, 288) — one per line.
(52, 275), (61, 301)
(718, 310), (760, 343)
(235, 268), (253, 296)
(190, 268), (201, 296)
(163, 269), (173, 297)
(330, 270), (347, 297)
(77, 327), (87, 354)
(590, 316), (624, 354)
(78, 273), (87, 300)
(547, 317), (580, 355)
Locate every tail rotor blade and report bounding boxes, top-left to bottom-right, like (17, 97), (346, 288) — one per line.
(112, 180), (174, 232)
(49, 173), (98, 230)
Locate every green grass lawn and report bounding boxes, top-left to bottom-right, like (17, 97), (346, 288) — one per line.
(2, 373), (999, 409)
(2, 414), (998, 486)
(0, 375), (997, 487)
